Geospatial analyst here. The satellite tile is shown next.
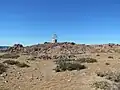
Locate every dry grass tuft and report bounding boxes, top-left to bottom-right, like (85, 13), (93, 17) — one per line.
(0, 54), (20, 59)
(3, 60), (30, 68)
(96, 71), (120, 83)
(92, 81), (111, 90)
(0, 63), (8, 74)
(76, 58), (97, 63)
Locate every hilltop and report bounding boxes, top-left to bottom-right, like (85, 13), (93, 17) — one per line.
(6, 42), (120, 55)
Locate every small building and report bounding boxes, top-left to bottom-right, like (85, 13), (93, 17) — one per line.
(52, 38), (57, 43)
(52, 34), (58, 43)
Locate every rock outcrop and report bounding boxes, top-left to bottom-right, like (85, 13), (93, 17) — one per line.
(4, 43), (120, 58)
(7, 44), (24, 53)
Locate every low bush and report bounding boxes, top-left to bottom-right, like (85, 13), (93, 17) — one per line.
(96, 71), (120, 83)
(96, 71), (110, 77)
(92, 81), (111, 90)
(106, 72), (120, 83)
(54, 59), (86, 72)
(0, 86), (9, 90)
(0, 88), (9, 90)
(96, 54), (100, 56)
(108, 56), (113, 59)
(105, 63), (110, 65)
(3, 60), (29, 68)
(16, 62), (30, 68)
(0, 54), (20, 59)
(3, 60), (18, 65)
(0, 63), (8, 74)
(76, 58), (97, 63)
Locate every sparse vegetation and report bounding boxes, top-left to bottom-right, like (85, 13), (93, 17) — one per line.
(27, 57), (36, 61)
(114, 49), (120, 53)
(3, 60), (29, 68)
(96, 54), (100, 56)
(3, 60), (18, 65)
(96, 71), (108, 77)
(0, 87), (9, 90)
(16, 62), (30, 68)
(76, 58), (97, 63)
(105, 63), (110, 65)
(54, 57), (97, 72)
(108, 56), (113, 59)
(96, 71), (120, 83)
(54, 58), (74, 64)
(106, 72), (120, 83)
(1, 43), (120, 89)
(92, 81), (111, 90)
(0, 63), (8, 74)
(0, 54), (20, 59)
(55, 58), (97, 64)
(54, 59), (86, 72)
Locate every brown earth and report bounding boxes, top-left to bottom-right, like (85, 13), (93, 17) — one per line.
(0, 43), (120, 90)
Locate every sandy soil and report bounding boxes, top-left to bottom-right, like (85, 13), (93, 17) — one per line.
(0, 53), (120, 90)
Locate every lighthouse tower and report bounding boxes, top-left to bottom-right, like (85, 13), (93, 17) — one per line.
(52, 34), (57, 43)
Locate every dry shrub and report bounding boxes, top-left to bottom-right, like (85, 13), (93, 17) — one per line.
(108, 56), (113, 59)
(55, 58), (97, 64)
(0, 54), (20, 59)
(105, 63), (110, 65)
(92, 81), (112, 90)
(0, 88), (9, 90)
(0, 86), (9, 90)
(0, 63), (8, 74)
(3, 60), (29, 68)
(54, 59), (86, 72)
(92, 81), (120, 90)
(3, 60), (18, 65)
(96, 71), (106, 77)
(96, 54), (100, 56)
(16, 63), (30, 68)
(76, 58), (97, 63)
(96, 71), (120, 83)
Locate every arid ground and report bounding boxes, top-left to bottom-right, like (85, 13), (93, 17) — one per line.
(0, 43), (120, 90)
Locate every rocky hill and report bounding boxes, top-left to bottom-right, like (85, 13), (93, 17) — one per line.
(5, 43), (120, 56)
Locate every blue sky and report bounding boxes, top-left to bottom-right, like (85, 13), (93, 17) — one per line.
(0, 0), (120, 46)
